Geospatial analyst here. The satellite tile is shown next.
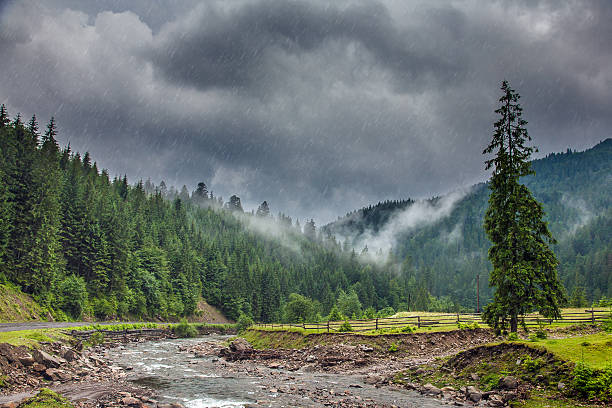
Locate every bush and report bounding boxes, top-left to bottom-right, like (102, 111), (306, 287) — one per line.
(572, 362), (612, 401)
(173, 318), (198, 338)
(521, 355), (543, 371)
(507, 332), (519, 341)
(56, 275), (88, 319)
(377, 306), (395, 318)
(327, 306), (344, 321)
(89, 331), (105, 346)
(92, 297), (117, 320)
(401, 325), (416, 333)
(338, 321), (353, 332)
(236, 314), (254, 333)
(388, 342), (398, 352)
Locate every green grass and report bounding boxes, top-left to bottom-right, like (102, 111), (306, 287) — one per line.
(18, 388), (73, 408)
(0, 329), (66, 347)
(510, 394), (599, 407)
(518, 333), (612, 369)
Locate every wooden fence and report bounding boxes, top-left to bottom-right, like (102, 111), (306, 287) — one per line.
(255, 309), (611, 333)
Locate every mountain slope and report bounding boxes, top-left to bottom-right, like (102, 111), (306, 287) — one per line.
(324, 139), (612, 306)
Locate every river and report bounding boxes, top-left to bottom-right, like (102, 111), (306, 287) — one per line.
(105, 336), (448, 408)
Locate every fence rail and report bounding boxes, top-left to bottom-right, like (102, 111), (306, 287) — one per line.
(254, 309), (611, 333)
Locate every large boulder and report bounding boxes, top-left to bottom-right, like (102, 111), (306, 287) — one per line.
(32, 350), (63, 368)
(229, 338), (253, 353)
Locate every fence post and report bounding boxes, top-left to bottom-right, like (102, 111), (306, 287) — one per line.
(376, 318), (379, 330)
(457, 313), (460, 324)
(591, 308), (595, 325)
(327, 320), (330, 333)
(417, 316), (421, 328)
(303, 322), (306, 329)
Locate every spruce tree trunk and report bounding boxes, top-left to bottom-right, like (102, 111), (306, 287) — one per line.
(510, 314), (518, 333)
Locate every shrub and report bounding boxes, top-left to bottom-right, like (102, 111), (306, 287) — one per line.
(173, 319), (198, 338)
(327, 306), (344, 322)
(236, 314), (254, 333)
(377, 306), (395, 318)
(507, 332), (519, 341)
(535, 328), (547, 339)
(521, 355), (543, 371)
(338, 321), (353, 332)
(388, 342), (398, 352)
(89, 331), (105, 346)
(401, 325), (416, 333)
(572, 362), (612, 401)
(56, 275), (88, 319)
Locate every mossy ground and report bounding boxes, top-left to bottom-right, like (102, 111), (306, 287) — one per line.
(17, 388), (73, 408)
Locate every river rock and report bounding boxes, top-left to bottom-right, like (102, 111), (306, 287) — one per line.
(488, 393), (505, 407)
(229, 338), (252, 353)
(44, 368), (71, 381)
(19, 354), (35, 366)
(422, 383), (442, 395)
(60, 347), (79, 362)
(305, 355), (316, 363)
(364, 375), (382, 385)
(122, 396), (142, 406)
(32, 349), (63, 368)
(499, 375), (518, 390)
(466, 386), (482, 402)
(557, 382), (566, 391)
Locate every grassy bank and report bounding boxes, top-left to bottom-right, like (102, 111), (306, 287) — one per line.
(0, 284), (49, 322)
(0, 329), (71, 347)
(394, 331), (611, 406)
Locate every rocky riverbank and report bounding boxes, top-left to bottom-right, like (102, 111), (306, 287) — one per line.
(0, 336), (172, 408)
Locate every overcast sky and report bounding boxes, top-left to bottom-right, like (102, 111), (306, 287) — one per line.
(1, 0), (610, 223)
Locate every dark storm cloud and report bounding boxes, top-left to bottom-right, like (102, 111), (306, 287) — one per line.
(149, 0), (463, 93)
(0, 0), (610, 223)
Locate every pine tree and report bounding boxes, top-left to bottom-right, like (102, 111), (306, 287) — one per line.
(256, 201), (270, 217)
(482, 80), (565, 333)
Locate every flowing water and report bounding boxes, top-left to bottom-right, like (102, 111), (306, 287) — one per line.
(106, 336), (447, 408)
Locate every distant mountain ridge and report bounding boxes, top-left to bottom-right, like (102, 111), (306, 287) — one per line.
(324, 138), (612, 306)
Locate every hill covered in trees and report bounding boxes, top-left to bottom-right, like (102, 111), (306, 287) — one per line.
(0, 107), (435, 322)
(324, 138), (612, 308)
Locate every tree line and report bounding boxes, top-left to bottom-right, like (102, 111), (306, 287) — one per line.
(0, 105), (454, 322)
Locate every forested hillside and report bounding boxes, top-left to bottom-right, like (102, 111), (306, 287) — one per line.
(324, 139), (612, 308)
(0, 107), (434, 322)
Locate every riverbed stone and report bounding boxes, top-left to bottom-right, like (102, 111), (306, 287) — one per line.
(18, 355), (35, 367)
(33, 349), (62, 368)
(466, 386), (482, 402)
(499, 375), (518, 390)
(422, 383), (442, 395)
(229, 338), (252, 353)
(122, 396), (142, 406)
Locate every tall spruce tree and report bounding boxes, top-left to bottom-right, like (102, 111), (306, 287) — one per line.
(482, 80), (565, 333)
